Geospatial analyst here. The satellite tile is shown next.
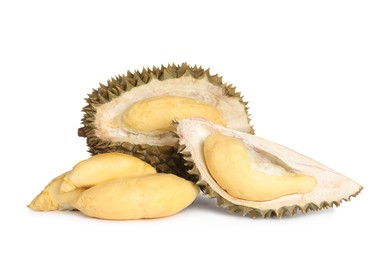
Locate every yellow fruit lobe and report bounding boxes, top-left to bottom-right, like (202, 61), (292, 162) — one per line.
(61, 153), (156, 192)
(28, 172), (86, 211)
(122, 96), (227, 132)
(73, 174), (199, 220)
(203, 133), (317, 201)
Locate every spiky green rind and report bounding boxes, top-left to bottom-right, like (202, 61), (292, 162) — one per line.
(178, 146), (363, 218)
(80, 63), (252, 180)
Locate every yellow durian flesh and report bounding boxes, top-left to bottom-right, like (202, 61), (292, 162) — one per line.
(203, 133), (317, 202)
(28, 172), (86, 211)
(122, 96), (227, 132)
(73, 174), (199, 220)
(61, 153), (156, 192)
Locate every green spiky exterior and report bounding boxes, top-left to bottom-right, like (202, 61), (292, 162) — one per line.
(80, 63), (253, 181)
(177, 144), (362, 218)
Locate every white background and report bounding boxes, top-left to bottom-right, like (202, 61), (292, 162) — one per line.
(1, 0), (389, 259)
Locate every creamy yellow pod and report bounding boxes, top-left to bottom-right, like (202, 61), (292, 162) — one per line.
(73, 174), (199, 220)
(61, 153), (156, 192)
(204, 133), (317, 201)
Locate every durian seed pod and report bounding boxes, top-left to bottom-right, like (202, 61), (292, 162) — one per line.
(73, 174), (199, 220)
(28, 172), (86, 211)
(79, 63), (253, 180)
(61, 152), (157, 192)
(176, 118), (363, 218)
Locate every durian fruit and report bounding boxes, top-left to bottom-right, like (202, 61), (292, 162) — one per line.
(176, 118), (363, 218)
(79, 63), (253, 179)
(73, 174), (199, 220)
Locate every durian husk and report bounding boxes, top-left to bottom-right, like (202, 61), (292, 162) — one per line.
(175, 118), (363, 218)
(79, 63), (253, 180)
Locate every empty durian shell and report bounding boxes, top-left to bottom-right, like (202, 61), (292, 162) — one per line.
(79, 63), (253, 180)
(176, 118), (363, 218)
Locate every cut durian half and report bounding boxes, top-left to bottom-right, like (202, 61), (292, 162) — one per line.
(79, 64), (253, 179)
(176, 118), (363, 218)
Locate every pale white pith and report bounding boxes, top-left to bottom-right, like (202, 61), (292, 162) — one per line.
(177, 118), (362, 211)
(247, 146), (288, 176)
(94, 76), (251, 146)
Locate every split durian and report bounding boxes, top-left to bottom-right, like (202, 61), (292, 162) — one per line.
(79, 63), (253, 180)
(176, 118), (363, 218)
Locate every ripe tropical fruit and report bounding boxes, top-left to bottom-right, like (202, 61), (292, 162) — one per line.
(203, 133), (317, 201)
(78, 63), (253, 179)
(176, 118), (363, 218)
(61, 152), (156, 192)
(73, 174), (199, 220)
(28, 154), (198, 220)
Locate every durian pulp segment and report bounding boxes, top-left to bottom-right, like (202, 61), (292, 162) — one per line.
(122, 96), (227, 132)
(28, 173), (86, 211)
(61, 153), (156, 192)
(203, 133), (317, 201)
(73, 174), (199, 220)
